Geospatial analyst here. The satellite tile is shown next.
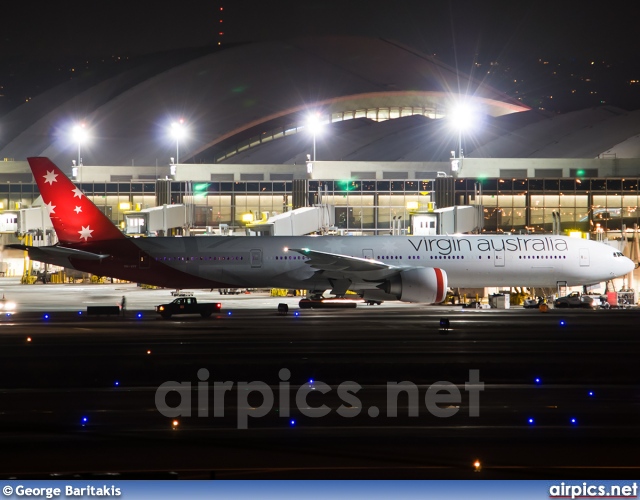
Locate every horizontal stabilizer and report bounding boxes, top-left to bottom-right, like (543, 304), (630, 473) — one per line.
(5, 244), (109, 264)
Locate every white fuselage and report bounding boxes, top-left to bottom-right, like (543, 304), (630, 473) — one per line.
(134, 234), (634, 291)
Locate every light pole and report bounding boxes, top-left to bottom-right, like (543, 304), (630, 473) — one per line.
(448, 101), (477, 175)
(307, 113), (321, 161)
(170, 119), (186, 164)
(72, 123), (88, 166)
(449, 104), (472, 159)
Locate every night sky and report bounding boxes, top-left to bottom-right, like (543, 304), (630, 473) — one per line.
(1, 1), (639, 114)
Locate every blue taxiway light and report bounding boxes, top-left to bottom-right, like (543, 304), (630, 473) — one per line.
(528, 418), (535, 425)
(43, 314), (50, 320)
(290, 420), (296, 426)
(534, 377), (541, 384)
(77, 311), (82, 315)
(570, 418), (577, 425)
(81, 417), (88, 426)
(588, 391), (595, 397)
(309, 379), (314, 384)
(114, 381), (120, 387)
(294, 311), (300, 317)
(227, 311), (232, 316)
(136, 312), (143, 319)
(559, 320), (566, 326)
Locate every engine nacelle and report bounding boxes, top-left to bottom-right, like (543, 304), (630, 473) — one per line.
(383, 267), (448, 303)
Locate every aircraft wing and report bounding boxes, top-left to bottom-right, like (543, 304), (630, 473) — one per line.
(287, 248), (396, 275)
(5, 244), (109, 268)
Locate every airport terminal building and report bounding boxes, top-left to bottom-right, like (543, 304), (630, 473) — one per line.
(3, 156), (640, 236)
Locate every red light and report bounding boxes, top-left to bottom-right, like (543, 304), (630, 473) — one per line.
(219, 32), (224, 36)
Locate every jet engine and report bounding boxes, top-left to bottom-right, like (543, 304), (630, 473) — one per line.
(381, 267), (447, 303)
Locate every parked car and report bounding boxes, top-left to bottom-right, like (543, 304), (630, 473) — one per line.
(523, 297), (545, 309)
(554, 292), (595, 309)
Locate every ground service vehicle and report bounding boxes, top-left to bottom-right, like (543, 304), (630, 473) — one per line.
(156, 297), (222, 318)
(554, 292), (595, 308)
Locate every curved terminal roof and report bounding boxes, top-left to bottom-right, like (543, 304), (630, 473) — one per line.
(1, 36), (639, 169)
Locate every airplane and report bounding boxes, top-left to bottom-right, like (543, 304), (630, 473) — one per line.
(5, 157), (636, 304)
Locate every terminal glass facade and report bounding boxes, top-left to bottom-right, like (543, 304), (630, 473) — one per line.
(455, 178), (637, 233)
(2, 177), (639, 235)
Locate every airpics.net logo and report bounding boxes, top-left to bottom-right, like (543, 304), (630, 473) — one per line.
(154, 368), (484, 429)
(550, 482), (638, 499)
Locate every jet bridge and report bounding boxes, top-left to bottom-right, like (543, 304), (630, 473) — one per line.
(247, 205), (334, 236)
(411, 205), (479, 235)
(124, 204), (186, 236)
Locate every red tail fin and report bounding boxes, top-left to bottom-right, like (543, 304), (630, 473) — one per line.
(28, 157), (126, 246)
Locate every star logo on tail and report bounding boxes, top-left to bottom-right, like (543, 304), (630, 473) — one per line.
(43, 170), (58, 185)
(78, 225), (94, 241)
(74, 206), (82, 214)
(72, 187), (84, 199)
(45, 202), (56, 214)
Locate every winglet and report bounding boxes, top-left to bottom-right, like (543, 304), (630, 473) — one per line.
(28, 157), (126, 246)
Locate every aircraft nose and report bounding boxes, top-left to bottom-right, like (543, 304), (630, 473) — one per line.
(623, 257), (636, 274)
